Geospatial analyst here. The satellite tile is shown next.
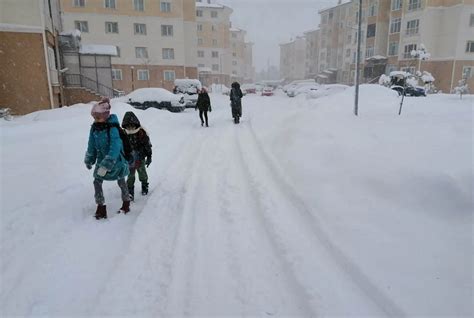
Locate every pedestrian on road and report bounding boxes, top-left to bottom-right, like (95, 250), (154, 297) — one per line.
(195, 87), (212, 127)
(230, 81), (243, 124)
(84, 97), (131, 219)
(121, 111), (152, 200)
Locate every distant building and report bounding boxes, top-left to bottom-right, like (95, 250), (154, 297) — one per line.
(0, 0), (63, 114)
(304, 29), (320, 79)
(280, 36), (306, 83)
(230, 28), (255, 83)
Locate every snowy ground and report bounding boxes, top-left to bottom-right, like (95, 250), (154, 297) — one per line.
(1, 85), (472, 317)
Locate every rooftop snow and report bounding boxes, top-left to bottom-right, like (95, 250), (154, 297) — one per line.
(79, 44), (117, 56)
(196, 2), (224, 8)
(60, 29), (81, 37)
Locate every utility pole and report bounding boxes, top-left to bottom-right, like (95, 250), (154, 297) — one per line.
(354, 0), (362, 116)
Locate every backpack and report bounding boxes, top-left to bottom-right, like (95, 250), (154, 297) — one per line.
(106, 123), (133, 163)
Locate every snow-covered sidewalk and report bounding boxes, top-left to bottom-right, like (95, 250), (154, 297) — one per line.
(1, 86), (472, 316)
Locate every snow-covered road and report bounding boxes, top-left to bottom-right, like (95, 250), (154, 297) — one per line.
(1, 87), (472, 317)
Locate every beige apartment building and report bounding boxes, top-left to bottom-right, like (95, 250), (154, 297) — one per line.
(61, 0), (198, 92)
(280, 36), (306, 82)
(230, 28), (255, 83)
(195, 0), (233, 87)
(303, 0), (474, 92)
(0, 0), (63, 114)
(304, 29), (320, 79)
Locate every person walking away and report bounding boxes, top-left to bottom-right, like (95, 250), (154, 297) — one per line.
(195, 87), (212, 127)
(230, 82), (243, 124)
(85, 98), (131, 219)
(121, 111), (152, 200)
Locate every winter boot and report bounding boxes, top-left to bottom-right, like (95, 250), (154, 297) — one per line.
(118, 200), (130, 214)
(95, 205), (107, 220)
(128, 186), (135, 201)
(141, 182), (149, 195)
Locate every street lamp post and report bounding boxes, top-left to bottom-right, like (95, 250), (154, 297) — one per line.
(354, 0), (362, 116)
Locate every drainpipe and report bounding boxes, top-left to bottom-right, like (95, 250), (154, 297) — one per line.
(39, 0), (55, 109)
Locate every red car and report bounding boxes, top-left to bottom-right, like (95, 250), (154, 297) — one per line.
(261, 87), (274, 96)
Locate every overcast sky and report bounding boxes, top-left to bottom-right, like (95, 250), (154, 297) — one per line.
(217, 0), (340, 72)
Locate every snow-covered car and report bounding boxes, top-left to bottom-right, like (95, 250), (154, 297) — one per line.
(287, 82), (319, 97)
(283, 79), (316, 93)
(241, 84), (257, 94)
(119, 88), (186, 112)
(306, 84), (349, 99)
(389, 72), (427, 97)
(261, 87), (274, 96)
(173, 79), (202, 108)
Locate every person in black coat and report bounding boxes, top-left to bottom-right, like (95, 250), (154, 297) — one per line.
(230, 81), (243, 124)
(195, 87), (212, 127)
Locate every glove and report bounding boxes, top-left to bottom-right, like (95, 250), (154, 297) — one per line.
(209, 107), (212, 112)
(146, 156), (152, 168)
(97, 166), (108, 177)
(86, 163), (93, 170)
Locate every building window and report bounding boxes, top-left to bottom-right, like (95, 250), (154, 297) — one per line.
(232, 33), (237, 38)
(321, 14), (328, 24)
(232, 52), (236, 57)
(105, 22), (118, 33)
(470, 14), (474, 27)
(365, 46), (374, 58)
(198, 50), (204, 57)
(403, 44), (417, 59)
(198, 38), (203, 46)
(390, 18), (401, 33)
(406, 19), (419, 35)
(232, 60), (237, 66)
(160, 1), (171, 12)
(346, 49), (351, 58)
(74, 0), (85, 7)
(74, 21), (88, 32)
(135, 47), (148, 58)
(367, 24), (376, 38)
(328, 11), (333, 20)
(463, 66), (473, 78)
(212, 51), (218, 58)
(134, 0), (144, 11)
(161, 25), (173, 36)
(197, 24), (203, 32)
(212, 39), (218, 46)
(116, 46), (120, 57)
(212, 25), (216, 32)
(212, 64), (219, 71)
(388, 42), (399, 56)
(386, 65), (397, 74)
(196, 10), (203, 17)
(198, 64), (205, 68)
(112, 69), (122, 80)
(401, 66), (415, 74)
(347, 34), (352, 43)
(408, 0), (421, 11)
(211, 11), (218, 18)
(162, 48), (175, 59)
(352, 52), (356, 63)
(105, 0), (115, 9)
(391, 0), (402, 11)
(466, 41), (474, 53)
(164, 70), (175, 81)
(368, 3), (377, 17)
(134, 23), (146, 35)
(137, 70), (149, 81)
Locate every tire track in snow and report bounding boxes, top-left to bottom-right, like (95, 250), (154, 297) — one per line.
(237, 117), (406, 317)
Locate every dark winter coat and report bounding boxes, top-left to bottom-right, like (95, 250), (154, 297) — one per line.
(85, 114), (130, 181)
(195, 92), (211, 111)
(121, 111), (152, 161)
(230, 82), (243, 109)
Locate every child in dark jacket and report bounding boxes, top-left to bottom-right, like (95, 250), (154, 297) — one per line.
(195, 87), (212, 127)
(121, 111), (152, 200)
(85, 98), (131, 219)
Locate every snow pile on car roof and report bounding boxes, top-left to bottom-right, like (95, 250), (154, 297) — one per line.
(118, 88), (181, 103)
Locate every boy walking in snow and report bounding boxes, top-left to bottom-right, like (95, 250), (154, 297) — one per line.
(121, 111), (152, 200)
(85, 98), (131, 219)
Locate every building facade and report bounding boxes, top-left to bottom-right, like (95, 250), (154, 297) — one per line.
(230, 28), (254, 83)
(61, 0), (198, 92)
(279, 36), (306, 82)
(0, 0), (63, 114)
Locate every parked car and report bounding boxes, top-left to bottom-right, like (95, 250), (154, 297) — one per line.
(389, 71), (426, 97)
(119, 88), (186, 112)
(241, 83), (257, 94)
(173, 79), (202, 108)
(287, 82), (319, 97)
(283, 79), (316, 93)
(261, 87), (274, 96)
(306, 84), (349, 99)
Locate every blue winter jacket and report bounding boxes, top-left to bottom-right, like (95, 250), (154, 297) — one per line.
(84, 114), (130, 181)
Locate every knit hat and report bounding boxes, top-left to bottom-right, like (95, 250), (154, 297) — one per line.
(91, 97), (111, 121)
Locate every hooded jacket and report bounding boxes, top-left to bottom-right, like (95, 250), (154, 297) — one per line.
(230, 82), (243, 109)
(84, 114), (130, 181)
(196, 92), (211, 111)
(121, 111), (152, 161)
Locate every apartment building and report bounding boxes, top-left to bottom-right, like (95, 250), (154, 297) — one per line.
(229, 28), (254, 83)
(280, 36), (306, 82)
(61, 0), (198, 92)
(0, 0), (63, 114)
(304, 29), (320, 79)
(195, 0), (233, 87)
